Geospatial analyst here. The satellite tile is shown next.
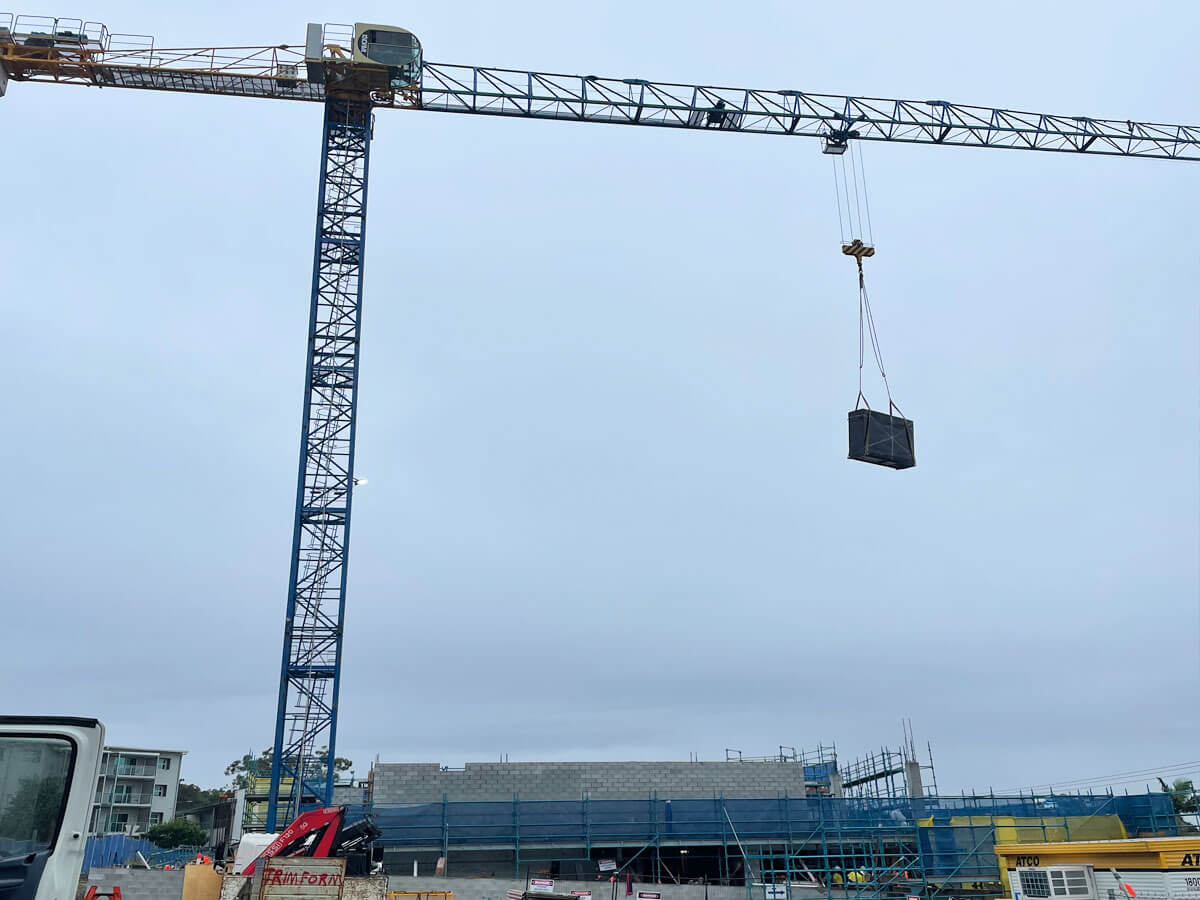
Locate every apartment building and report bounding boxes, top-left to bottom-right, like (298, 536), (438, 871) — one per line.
(89, 745), (185, 835)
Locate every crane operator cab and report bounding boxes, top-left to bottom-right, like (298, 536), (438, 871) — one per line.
(306, 22), (421, 98)
(353, 24), (421, 88)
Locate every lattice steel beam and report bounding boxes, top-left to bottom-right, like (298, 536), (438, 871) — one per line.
(415, 64), (1200, 161)
(3, 18), (1196, 160)
(266, 96), (371, 831)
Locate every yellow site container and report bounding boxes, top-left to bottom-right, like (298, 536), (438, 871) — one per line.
(995, 836), (1200, 899)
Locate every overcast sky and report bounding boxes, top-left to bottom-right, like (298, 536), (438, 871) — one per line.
(3, 0), (1197, 798)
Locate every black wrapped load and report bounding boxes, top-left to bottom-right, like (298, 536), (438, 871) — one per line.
(848, 408), (915, 469)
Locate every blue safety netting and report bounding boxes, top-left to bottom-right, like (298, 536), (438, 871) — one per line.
(338, 792), (1175, 850)
(804, 762), (838, 783)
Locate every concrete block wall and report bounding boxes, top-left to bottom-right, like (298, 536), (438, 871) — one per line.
(372, 762), (815, 803)
(333, 783), (368, 805)
(385, 875), (824, 900)
(219, 875), (249, 900)
(87, 868), (185, 900)
(86, 870), (388, 900)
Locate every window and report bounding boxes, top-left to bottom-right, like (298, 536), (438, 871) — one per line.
(0, 736), (74, 854)
(1020, 868), (1091, 900)
(1050, 868), (1091, 897)
(153, 784), (167, 797)
(107, 812), (128, 832)
(1020, 871), (1052, 899)
(149, 812), (163, 825)
(360, 29), (418, 66)
(157, 758), (171, 771)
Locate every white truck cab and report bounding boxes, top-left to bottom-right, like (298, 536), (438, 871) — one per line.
(0, 717), (105, 900)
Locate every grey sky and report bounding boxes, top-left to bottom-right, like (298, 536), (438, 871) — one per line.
(2, 0), (1197, 797)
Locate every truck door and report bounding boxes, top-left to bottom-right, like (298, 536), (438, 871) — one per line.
(0, 717), (105, 900)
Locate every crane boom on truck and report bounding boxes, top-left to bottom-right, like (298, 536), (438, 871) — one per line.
(2, 12), (1197, 832)
(239, 807), (380, 877)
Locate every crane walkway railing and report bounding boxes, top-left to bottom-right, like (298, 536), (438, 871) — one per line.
(3, 12), (1197, 159)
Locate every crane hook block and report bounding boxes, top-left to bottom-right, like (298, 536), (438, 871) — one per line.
(841, 239), (875, 260)
(848, 408), (915, 470)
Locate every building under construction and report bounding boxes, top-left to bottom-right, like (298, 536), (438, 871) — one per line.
(301, 743), (1179, 900)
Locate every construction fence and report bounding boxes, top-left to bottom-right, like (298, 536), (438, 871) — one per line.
(81, 834), (208, 873)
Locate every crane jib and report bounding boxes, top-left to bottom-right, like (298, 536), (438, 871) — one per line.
(0, 19), (1196, 160)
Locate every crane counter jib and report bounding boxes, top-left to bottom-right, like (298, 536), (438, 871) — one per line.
(2, 13), (1198, 160)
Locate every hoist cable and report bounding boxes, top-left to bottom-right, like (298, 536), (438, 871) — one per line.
(849, 145), (865, 242)
(832, 157), (847, 245)
(855, 143), (875, 247)
(856, 260), (896, 413)
(836, 140), (899, 416)
(839, 154), (855, 238)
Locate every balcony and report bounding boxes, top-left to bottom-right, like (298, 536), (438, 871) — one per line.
(103, 763), (157, 778)
(94, 790), (154, 806)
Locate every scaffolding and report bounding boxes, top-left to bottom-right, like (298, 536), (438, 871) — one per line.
(722, 746), (840, 797)
(241, 756), (329, 832)
(838, 729), (938, 801)
(338, 790), (1175, 900)
(724, 746), (838, 766)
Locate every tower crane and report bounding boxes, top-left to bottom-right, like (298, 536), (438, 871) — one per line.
(2, 12), (1196, 831)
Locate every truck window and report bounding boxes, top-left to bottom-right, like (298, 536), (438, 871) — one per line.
(0, 736), (74, 854)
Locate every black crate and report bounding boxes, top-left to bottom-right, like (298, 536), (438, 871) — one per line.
(848, 408), (915, 470)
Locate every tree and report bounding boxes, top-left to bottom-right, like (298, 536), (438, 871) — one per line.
(1172, 778), (1198, 814)
(176, 783), (223, 812)
(1157, 777), (1198, 813)
(225, 750), (272, 789)
(145, 818), (208, 849)
(1158, 777), (1199, 834)
(0, 776), (64, 845)
(314, 747), (354, 777)
(225, 747), (353, 789)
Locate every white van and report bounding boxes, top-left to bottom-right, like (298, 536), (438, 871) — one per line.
(0, 717), (105, 900)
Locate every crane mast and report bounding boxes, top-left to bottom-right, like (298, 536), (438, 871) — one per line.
(268, 96), (372, 829)
(2, 12), (1197, 831)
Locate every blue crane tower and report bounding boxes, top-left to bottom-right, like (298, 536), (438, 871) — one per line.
(1, 12), (1197, 831)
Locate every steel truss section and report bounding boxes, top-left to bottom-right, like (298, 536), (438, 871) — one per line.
(0, 13), (325, 101)
(415, 63), (1200, 160)
(266, 96), (371, 831)
(1, 13), (1195, 160)
(94, 64), (322, 100)
(2, 15), (1196, 159)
